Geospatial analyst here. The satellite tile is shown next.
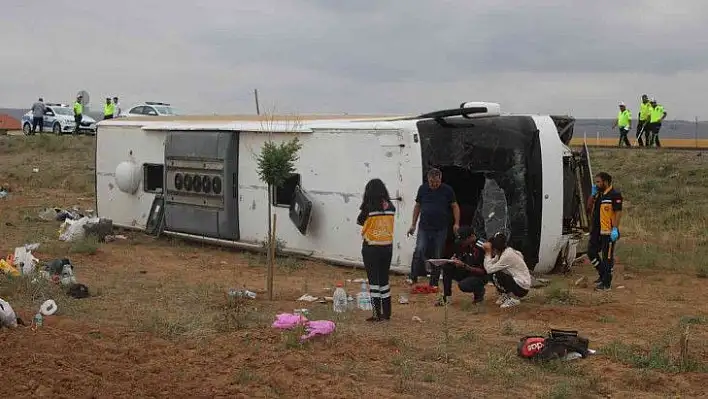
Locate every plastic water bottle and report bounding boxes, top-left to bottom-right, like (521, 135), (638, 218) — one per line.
(332, 282), (348, 313)
(34, 312), (43, 328)
(357, 281), (372, 311)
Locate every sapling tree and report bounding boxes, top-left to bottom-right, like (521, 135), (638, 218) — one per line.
(255, 133), (302, 299)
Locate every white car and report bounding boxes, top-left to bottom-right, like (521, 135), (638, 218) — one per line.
(122, 102), (179, 117)
(21, 103), (97, 135)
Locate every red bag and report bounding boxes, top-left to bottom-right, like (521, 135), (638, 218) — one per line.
(517, 336), (546, 358)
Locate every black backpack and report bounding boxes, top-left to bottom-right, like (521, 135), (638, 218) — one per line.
(67, 283), (90, 299)
(517, 329), (590, 361)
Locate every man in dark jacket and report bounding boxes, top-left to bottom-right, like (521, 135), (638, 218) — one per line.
(436, 226), (487, 305)
(407, 168), (460, 287)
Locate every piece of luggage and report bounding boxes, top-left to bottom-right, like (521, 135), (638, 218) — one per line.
(517, 329), (590, 360)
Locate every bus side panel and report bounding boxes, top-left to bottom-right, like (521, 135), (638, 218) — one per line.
(236, 129), (412, 270)
(96, 125), (166, 229)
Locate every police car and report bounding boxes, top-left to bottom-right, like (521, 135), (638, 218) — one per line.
(21, 103), (97, 135)
(121, 102), (179, 117)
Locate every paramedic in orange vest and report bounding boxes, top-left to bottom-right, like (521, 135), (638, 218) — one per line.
(587, 172), (623, 291)
(357, 178), (396, 322)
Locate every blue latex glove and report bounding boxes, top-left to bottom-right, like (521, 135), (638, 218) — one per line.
(610, 227), (620, 242)
(591, 185), (598, 196)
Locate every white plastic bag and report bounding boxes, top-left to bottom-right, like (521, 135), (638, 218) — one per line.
(13, 243), (40, 275)
(59, 216), (96, 242)
(0, 298), (18, 328)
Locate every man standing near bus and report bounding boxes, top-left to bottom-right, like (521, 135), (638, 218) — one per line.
(612, 102), (631, 147)
(407, 168), (460, 287)
(587, 172), (623, 291)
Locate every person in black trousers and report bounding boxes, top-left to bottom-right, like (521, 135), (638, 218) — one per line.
(436, 226), (487, 306)
(357, 178), (396, 322)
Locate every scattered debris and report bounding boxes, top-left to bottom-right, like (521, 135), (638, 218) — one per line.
(271, 313), (336, 341)
(617, 285), (625, 289)
(11, 243), (40, 275)
(59, 216), (114, 242)
(574, 276), (589, 288)
(623, 273), (635, 280)
(272, 313), (308, 329)
(297, 294), (319, 302)
(39, 300), (58, 316)
(32, 168), (39, 173)
(412, 316), (423, 323)
(0, 298), (19, 328)
(67, 283), (90, 299)
(410, 284), (438, 295)
(228, 288), (257, 299)
(531, 276), (551, 288)
(0, 190), (8, 199)
(398, 294), (409, 304)
(104, 234), (127, 242)
(294, 308), (309, 317)
(0, 258), (20, 276)
(517, 329), (592, 361)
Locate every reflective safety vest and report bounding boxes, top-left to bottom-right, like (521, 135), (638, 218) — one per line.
(73, 102), (83, 116)
(104, 103), (116, 116)
(650, 105), (665, 123)
(639, 102), (652, 121)
(617, 109), (631, 128)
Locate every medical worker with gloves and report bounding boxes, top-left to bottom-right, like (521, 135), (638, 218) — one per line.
(587, 172), (623, 291)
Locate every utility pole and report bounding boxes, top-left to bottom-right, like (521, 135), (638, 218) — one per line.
(254, 89), (260, 115)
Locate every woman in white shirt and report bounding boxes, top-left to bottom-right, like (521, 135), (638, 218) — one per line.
(483, 233), (532, 308)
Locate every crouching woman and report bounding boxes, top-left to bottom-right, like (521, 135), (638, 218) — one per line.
(357, 179), (396, 322)
(483, 233), (531, 309)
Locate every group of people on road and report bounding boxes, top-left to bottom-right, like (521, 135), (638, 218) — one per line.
(29, 93), (121, 135)
(356, 167), (623, 321)
(613, 94), (667, 147)
(102, 96), (121, 120)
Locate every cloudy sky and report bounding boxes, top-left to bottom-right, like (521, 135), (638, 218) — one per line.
(2, 0), (707, 119)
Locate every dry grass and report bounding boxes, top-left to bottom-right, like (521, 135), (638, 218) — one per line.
(0, 136), (707, 398)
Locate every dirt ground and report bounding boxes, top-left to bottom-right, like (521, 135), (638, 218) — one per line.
(1, 135), (707, 399)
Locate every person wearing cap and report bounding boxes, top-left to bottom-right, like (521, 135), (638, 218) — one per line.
(636, 94), (652, 146)
(436, 226), (487, 306)
(612, 102), (632, 147)
(646, 99), (667, 147)
(482, 232), (532, 308)
(103, 97), (115, 120)
(73, 95), (83, 135)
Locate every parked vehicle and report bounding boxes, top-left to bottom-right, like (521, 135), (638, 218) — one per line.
(21, 103), (97, 135)
(121, 102), (179, 117)
(95, 102), (593, 275)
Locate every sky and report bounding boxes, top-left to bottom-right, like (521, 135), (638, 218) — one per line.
(2, 0), (708, 120)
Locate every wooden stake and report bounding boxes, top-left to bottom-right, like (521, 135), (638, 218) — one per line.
(267, 213), (277, 301)
(680, 325), (690, 367)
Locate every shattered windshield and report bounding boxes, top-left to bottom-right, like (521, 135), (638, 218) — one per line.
(472, 174), (511, 240)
